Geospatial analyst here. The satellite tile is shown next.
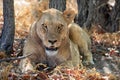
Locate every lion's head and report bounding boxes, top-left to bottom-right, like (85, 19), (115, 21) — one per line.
(33, 8), (75, 56)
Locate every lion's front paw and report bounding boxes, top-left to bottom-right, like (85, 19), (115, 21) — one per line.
(20, 59), (34, 73)
(83, 60), (94, 68)
(22, 63), (34, 73)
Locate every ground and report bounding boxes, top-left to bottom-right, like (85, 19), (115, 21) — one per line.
(0, 0), (120, 80)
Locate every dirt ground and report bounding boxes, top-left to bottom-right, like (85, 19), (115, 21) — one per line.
(90, 28), (120, 79)
(92, 41), (120, 78)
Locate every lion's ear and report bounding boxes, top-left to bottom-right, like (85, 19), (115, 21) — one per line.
(38, 0), (49, 11)
(31, 0), (49, 20)
(63, 9), (75, 24)
(32, 8), (43, 20)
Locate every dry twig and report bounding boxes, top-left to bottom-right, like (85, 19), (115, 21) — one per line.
(0, 53), (32, 63)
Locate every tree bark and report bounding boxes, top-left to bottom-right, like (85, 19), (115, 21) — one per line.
(49, 0), (66, 12)
(76, 0), (109, 27)
(110, 0), (120, 32)
(75, 0), (120, 32)
(75, 0), (89, 27)
(0, 0), (15, 55)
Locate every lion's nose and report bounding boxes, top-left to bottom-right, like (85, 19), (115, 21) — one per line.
(48, 40), (57, 44)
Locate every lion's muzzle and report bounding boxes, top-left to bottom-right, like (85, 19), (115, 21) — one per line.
(48, 40), (57, 45)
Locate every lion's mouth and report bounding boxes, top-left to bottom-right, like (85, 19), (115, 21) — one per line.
(45, 47), (59, 56)
(45, 47), (58, 51)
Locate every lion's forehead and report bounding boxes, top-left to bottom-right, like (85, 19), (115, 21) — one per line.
(43, 19), (64, 25)
(41, 14), (65, 23)
(38, 16), (67, 30)
(43, 8), (62, 15)
(39, 9), (66, 24)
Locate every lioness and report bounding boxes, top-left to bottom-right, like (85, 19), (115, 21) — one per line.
(20, 8), (94, 72)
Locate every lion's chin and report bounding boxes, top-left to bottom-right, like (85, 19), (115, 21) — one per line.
(45, 50), (58, 56)
(45, 47), (59, 56)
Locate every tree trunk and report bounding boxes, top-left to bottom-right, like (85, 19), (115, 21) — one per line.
(75, 0), (120, 32)
(110, 0), (120, 32)
(75, 0), (88, 27)
(0, 0), (15, 55)
(49, 0), (66, 12)
(76, 0), (109, 27)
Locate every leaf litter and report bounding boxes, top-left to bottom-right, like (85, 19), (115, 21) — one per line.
(0, 0), (120, 80)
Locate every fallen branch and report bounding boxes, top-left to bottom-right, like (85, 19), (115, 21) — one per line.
(0, 53), (32, 63)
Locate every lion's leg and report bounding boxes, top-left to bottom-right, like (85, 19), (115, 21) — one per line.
(79, 41), (94, 65)
(70, 40), (83, 68)
(69, 23), (94, 65)
(19, 58), (34, 73)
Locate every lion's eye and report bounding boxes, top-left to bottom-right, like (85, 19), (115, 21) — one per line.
(42, 23), (48, 31)
(57, 24), (63, 32)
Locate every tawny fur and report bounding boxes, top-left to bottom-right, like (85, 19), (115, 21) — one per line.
(20, 8), (94, 73)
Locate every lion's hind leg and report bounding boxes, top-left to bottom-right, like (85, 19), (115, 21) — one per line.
(69, 23), (94, 66)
